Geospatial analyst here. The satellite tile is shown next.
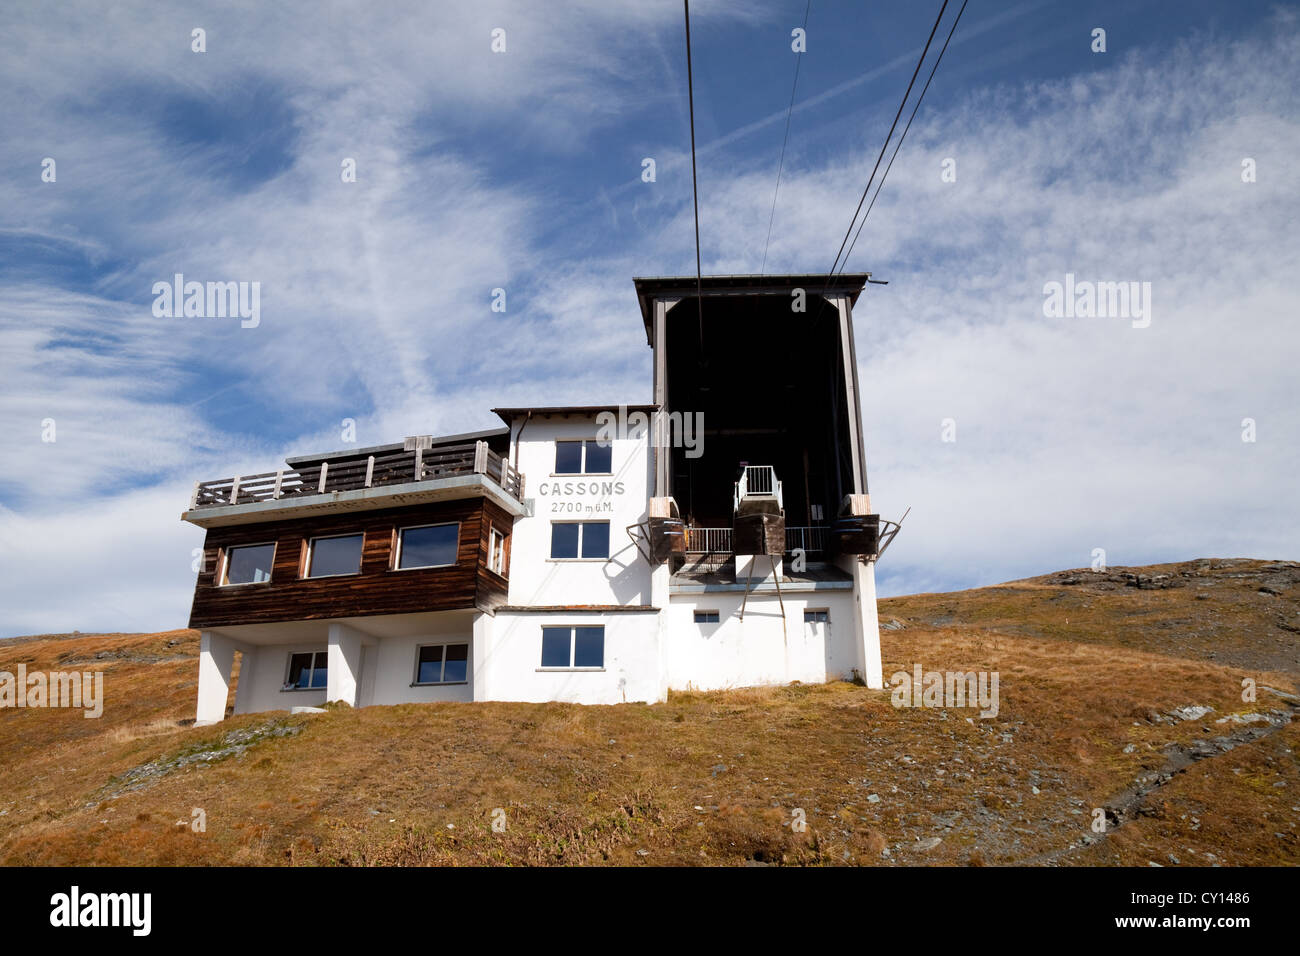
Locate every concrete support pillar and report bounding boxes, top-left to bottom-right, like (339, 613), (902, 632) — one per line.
(196, 631), (241, 725)
(231, 645), (257, 715)
(327, 623), (366, 706)
(650, 562), (671, 702)
(853, 559), (884, 689)
(471, 613), (493, 702)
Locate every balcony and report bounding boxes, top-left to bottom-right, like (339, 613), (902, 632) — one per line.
(185, 440), (525, 527)
(684, 525), (828, 556)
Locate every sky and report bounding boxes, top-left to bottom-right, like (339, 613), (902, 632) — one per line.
(0, 0), (1297, 637)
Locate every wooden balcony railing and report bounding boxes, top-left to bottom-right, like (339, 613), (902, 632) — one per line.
(189, 440), (523, 510)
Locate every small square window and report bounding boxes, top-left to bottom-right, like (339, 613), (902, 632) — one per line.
(540, 626), (605, 669)
(285, 651), (327, 690)
(694, 610), (720, 624)
(554, 440), (613, 474)
(415, 643), (469, 684)
(307, 534), (364, 577)
(222, 543), (275, 585)
(803, 610), (829, 624)
(550, 521), (610, 560)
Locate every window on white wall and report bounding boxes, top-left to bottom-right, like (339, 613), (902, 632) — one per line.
(285, 651), (328, 690)
(550, 521), (610, 559)
(540, 625), (605, 669)
(414, 643), (469, 685)
(804, 609), (830, 624)
(554, 440), (613, 474)
(221, 543), (275, 585)
(694, 610), (720, 624)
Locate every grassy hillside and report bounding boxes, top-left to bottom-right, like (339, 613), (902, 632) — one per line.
(1, 558), (1296, 866)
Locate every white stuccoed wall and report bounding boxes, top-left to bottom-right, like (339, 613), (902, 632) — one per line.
(363, 612), (476, 706)
(662, 591), (859, 691)
(487, 610), (662, 704)
(506, 413), (654, 608)
(233, 640), (328, 714)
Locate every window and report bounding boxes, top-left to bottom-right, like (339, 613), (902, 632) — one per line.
(396, 523), (459, 569)
(554, 439), (613, 475)
(306, 534), (364, 577)
(540, 626), (605, 669)
(415, 643), (469, 685)
(221, 543), (275, 585)
(694, 610), (720, 624)
(550, 521), (610, 559)
(488, 526), (508, 576)
(285, 651), (328, 690)
(804, 609), (830, 624)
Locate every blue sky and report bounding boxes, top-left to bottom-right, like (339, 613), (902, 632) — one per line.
(1, 0), (1297, 636)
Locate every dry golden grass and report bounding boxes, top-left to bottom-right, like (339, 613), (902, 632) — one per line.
(0, 558), (1295, 866)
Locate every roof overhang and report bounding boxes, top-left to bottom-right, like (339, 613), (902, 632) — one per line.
(632, 273), (871, 344)
(492, 404), (659, 425)
(181, 473), (526, 529)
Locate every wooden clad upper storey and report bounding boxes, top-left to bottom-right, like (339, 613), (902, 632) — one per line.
(188, 497), (515, 628)
(183, 433), (525, 629)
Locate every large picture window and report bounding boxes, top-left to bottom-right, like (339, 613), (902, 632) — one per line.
(550, 521), (610, 559)
(554, 439), (613, 475)
(221, 543), (275, 585)
(396, 523), (459, 569)
(414, 643), (469, 685)
(285, 651), (328, 690)
(306, 534), (365, 577)
(540, 625), (605, 669)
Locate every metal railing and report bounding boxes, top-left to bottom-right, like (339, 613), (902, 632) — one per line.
(734, 464), (783, 512)
(685, 527), (732, 554)
(684, 525), (826, 555)
(190, 440), (523, 509)
(785, 525), (827, 554)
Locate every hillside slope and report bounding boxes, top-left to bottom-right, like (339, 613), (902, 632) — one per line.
(0, 558), (1296, 866)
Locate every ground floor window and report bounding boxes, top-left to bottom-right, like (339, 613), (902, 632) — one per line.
(285, 651), (327, 690)
(803, 609), (830, 624)
(415, 642), (469, 685)
(694, 610), (720, 624)
(540, 625), (604, 669)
